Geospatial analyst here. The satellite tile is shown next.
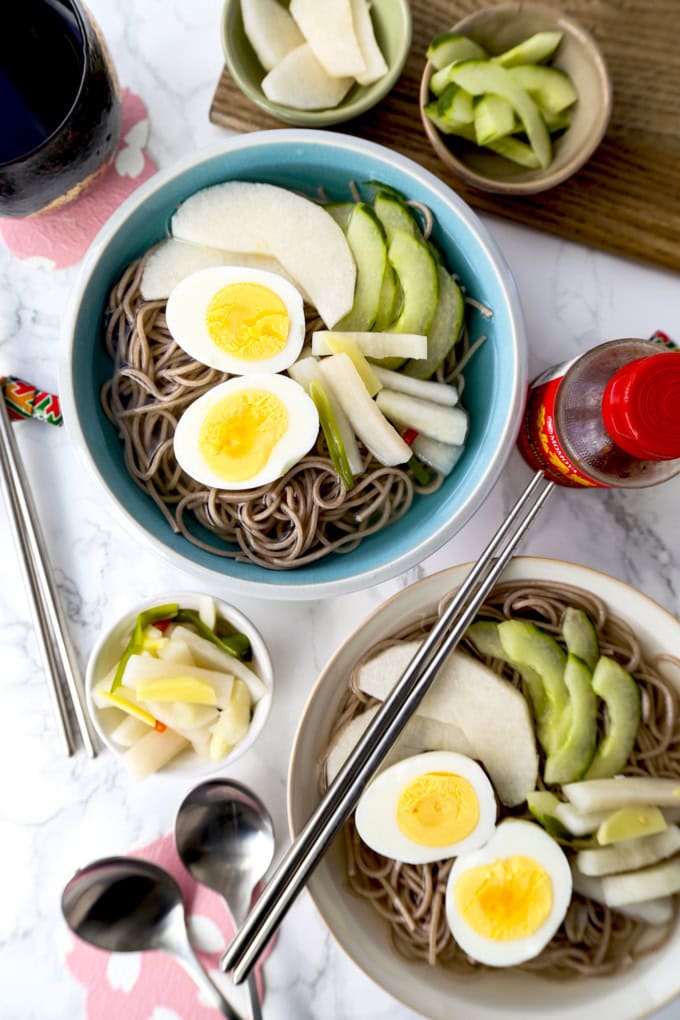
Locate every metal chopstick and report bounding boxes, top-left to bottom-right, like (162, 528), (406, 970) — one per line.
(221, 470), (555, 982)
(0, 391), (98, 758)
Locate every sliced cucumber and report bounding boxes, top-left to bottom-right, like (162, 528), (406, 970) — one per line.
(403, 265), (464, 379)
(386, 231), (438, 336)
(324, 202), (355, 231)
(509, 65), (578, 115)
(336, 204), (387, 332)
(544, 654), (598, 786)
(498, 620), (569, 753)
(474, 93), (516, 145)
(445, 60), (552, 169)
(527, 790), (568, 838)
(584, 657), (641, 780)
(466, 619), (547, 729)
(467, 620), (505, 659)
(424, 103), (477, 139)
(486, 136), (541, 168)
(494, 31), (563, 68)
(428, 32), (487, 71)
(374, 192), (417, 245)
(562, 608), (599, 672)
(542, 107), (573, 133)
(437, 83), (475, 125)
(374, 262), (400, 331)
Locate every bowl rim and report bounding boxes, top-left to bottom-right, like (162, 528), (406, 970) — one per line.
(286, 554), (680, 1019)
(85, 589), (273, 775)
(419, 1), (613, 196)
(220, 0), (413, 127)
(59, 128), (527, 601)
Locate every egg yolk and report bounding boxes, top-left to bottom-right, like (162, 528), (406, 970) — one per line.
(198, 389), (289, 483)
(205, 283), (290, 362)
(453, 855), (553, 941)
(396, 772), (480, 848)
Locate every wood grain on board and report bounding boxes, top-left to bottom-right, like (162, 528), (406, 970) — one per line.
(210, 0), (680, 272)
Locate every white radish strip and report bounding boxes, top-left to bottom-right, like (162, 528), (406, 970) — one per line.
(554, 803), (611, 836)
(312, 331), (427, 360)
(350, 0), (388, 85)
(288, 356), (363, 475)
(377, 389), (469, 446)
(290, 0), (366, 77)
(198, 595), (216, 630)
(601, 856), (680, 907)
(571, 868), (674, 924)
(157, 638), (194, 666)
(411, 434), (463, 476)
(110, 715), (150, 748)
(318, 354), (411, 466)
(143, 700), (219, 734)
(563, 778), (680, 813)
(371, 366), (459, 406)
(123, 728), (189, 780)
(241, 0), (304, 71)
(577, 826), (680, 877)
(170, 626), (268, 703)
(262, 44), (353, 111)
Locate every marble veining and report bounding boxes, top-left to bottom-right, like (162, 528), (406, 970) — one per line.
(1, 1), (680, 1017)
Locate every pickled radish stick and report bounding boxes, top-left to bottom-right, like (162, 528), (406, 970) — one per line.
(123, 728), (189, 780)
(319, 353), (411, 466)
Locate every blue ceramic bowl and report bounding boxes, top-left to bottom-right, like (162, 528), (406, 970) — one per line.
(60, 131), (526, 600)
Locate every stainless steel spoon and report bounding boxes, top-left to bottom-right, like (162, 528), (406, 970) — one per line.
(61, 856), (242, 1020)
(175, 780), (275, 1020)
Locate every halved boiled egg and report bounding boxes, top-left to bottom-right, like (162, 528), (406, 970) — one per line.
(445, 819), (572, 967)
(166, 265), (306, 375)
(174, 373), (319, 491)
(354, 751), (497, 865)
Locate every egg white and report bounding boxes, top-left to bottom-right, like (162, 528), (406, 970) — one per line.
(174, 373), (319, 491)
(354, 751), (497, 865)
(445, 819), (573, 967)
(165, 265), (306, 375)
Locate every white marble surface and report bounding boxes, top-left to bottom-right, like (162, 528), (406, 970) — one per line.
(1, 1), (680, 1017)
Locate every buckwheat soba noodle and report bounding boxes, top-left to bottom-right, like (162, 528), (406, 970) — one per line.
(100, 198), (488, 570)
(320, 580), (680, 980)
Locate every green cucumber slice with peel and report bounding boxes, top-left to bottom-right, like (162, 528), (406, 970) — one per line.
(467, 619), (548, 730)
(584, 657), (641, 780)
(437, 83), (475, 125)
(498, 619), (569, 753)
(544, 654), (598, 785)
(424, 103), (476, 139)
(386, 230), (438, 336)
(403, 265), (464, 379)
(374, 263), (400, 331)
(446, 60), (552, 169)
(527, 790), (569, 838)
(487, 137), (542, 168)
(428, 32), (488, 71)
(494, 31), (563, 68)
(562, 608), (599, 671)
(374, 192), (418, 245)
(509, 64), (578, 115)
(335, 204), (387, 332)
(474, 93), (516, 145)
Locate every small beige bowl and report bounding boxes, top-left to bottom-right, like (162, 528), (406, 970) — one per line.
(86, 591), (273, 778)
(419, 2), (612, 195)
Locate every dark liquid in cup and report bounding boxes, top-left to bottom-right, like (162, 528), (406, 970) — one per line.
(1, 0), (85, 164)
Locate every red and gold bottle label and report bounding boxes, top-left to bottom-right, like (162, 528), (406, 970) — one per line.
(518, 362), (609, 489)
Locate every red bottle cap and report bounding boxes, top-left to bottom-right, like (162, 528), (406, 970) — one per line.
(602, 353), (680, 461)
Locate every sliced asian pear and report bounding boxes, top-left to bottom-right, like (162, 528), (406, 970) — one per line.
(171, 181), (356, 328)
(262, 44), (353, 111)
(289, 0), (366, 77)
(241, 0), (304, 71)
(357, 640), (538, 806)
(350, 0), (388, 85)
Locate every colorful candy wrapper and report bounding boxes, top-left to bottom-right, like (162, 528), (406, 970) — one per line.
(650, 330), (678, 350)
(0, 376), (62, 426)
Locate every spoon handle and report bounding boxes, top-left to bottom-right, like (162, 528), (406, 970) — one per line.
(171, 928), (244, 1020)
(246, 971), (263, 1020)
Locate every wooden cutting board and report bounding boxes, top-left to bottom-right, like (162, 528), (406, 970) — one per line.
(210, 0), (680, 273)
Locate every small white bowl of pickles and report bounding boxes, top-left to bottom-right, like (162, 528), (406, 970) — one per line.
(86, 592), (273, 778)
(419, 2), (612, 195)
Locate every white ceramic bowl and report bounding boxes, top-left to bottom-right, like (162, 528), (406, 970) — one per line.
(287, 557), (680, 1020)
(86, 591), (273, 776)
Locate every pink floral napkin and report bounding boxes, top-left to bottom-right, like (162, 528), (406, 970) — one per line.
(0, 89), (156, 270)
(64, 833), (273, 1020)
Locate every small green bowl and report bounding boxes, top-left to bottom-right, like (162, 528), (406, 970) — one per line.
(222, 0), (412, 126)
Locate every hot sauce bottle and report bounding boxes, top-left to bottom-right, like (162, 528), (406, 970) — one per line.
(518, 339), (680, 488)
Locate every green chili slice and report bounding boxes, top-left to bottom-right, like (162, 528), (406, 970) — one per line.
(175, 609), (250, 660)
(110, 603), (179, 691)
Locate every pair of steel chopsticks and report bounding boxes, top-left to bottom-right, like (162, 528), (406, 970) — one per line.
(221, 469), (555, 982)
(0, 390), (97, 757)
